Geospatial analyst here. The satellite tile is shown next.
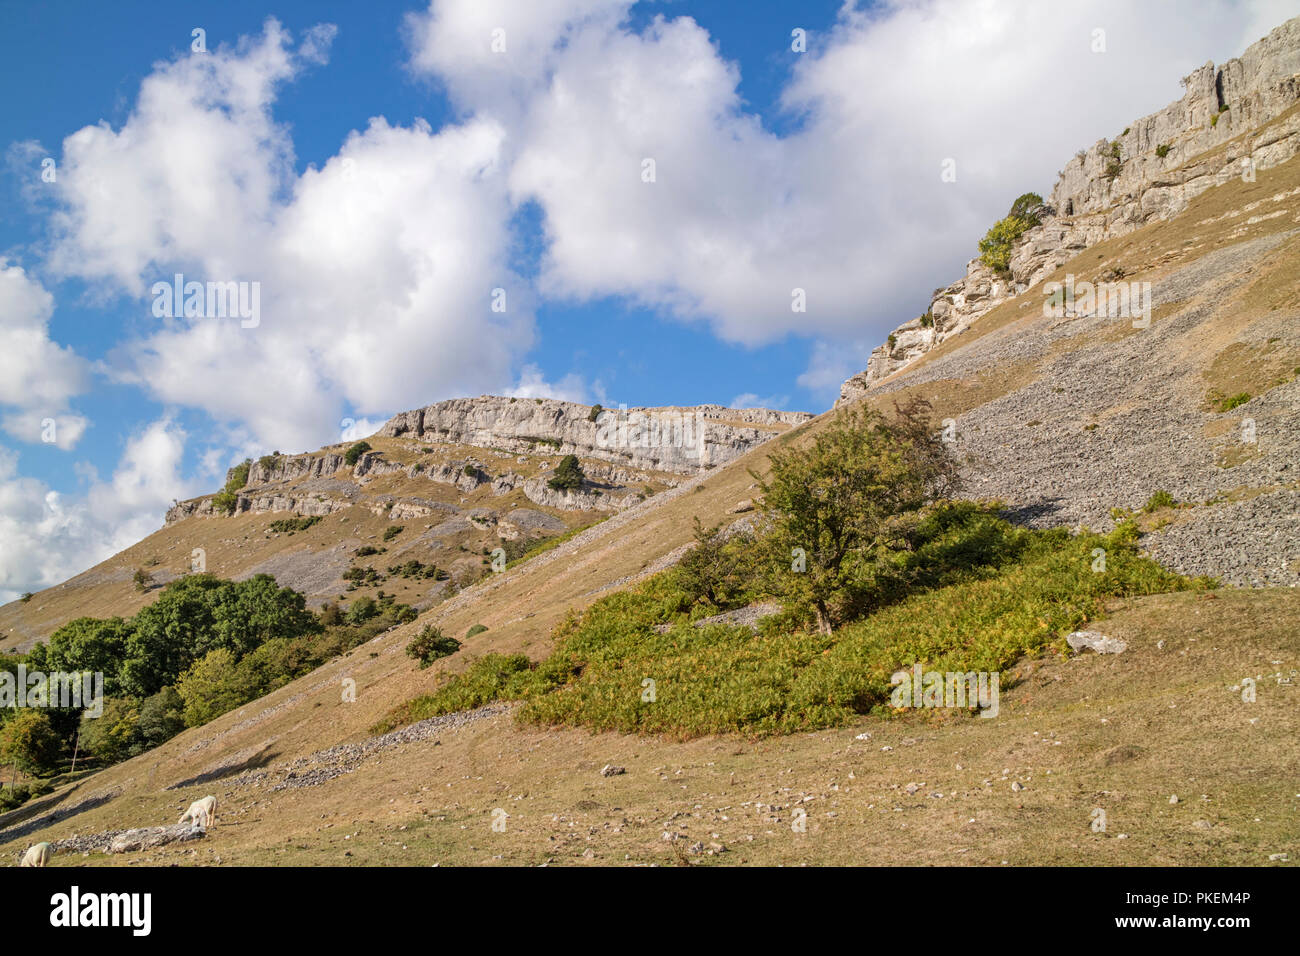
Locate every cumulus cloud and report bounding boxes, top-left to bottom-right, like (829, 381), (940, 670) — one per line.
(504, 363), (591, 402)
(0, 418), (200, 602)
(409, 0), (1292, 382)
(0, 261), (89, 449)
(49, 18), (535, 453)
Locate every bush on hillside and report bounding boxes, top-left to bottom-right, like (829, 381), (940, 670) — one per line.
(381, 514), (1211, 738)
(344, 441), (371, 466)
(405, 626), (462, 669)
(548, 454), (586, 492)
(755, 398), (958, 633)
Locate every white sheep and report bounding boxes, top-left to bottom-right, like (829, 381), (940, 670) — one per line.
(179, 794), (218, 829)
(19, 842), (53, 867)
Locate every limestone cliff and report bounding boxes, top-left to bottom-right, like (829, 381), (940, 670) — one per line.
(379, 396), (811, 474)
(838, 16), (1300, 405)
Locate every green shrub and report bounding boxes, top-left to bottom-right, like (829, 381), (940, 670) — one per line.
(1141, 490), (1177, 513)
(548, 454), (586, 492)
(588, 404), (604, 422)
(382, 525), (404, 542)
(134, 687), (186, 751)
(1102, 140), (1123, 180)
(1155, 143), (1171, 158)
(344, 441), (371, 466)
(465, 624), (488, 639)
(1217, 392), (1251, 412)
(132, 568), (153, 593)
(226, 460), (251, 490)
(673, 517), (758, 611)
(355, 545), (386, 557)
(978, 217), (1030, 273)
(405, 626), (462, 669)
(385, 515), (1206, 738)
(1007, 192), (1044, 225)
(210, 459), (252, 516)
(176, 648), (256, 726)
(345, 596), (378, 624)
(977, 193), (1046, 273)
(268, 515), (321, 533)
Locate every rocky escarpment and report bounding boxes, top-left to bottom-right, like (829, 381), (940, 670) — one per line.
(839, 16), (1300, 405)
(164, 397), (810, 527)
(380, 397), (811, 474)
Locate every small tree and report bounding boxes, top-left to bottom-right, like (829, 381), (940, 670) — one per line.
(756, 400), (957, 634)
(548, 454), (585, 491)
(344, 441), (371, 466)
(133, 568), (154, 592)
(0, 709), (64, 776)
(675, 518), (749, 609)
(406, 626), (462, 668)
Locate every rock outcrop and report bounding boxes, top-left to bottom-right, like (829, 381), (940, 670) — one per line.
(838, 16), (1300, 405)
(379, 397), (811, 475)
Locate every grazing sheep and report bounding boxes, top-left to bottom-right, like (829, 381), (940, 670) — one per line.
(179, 795), (218, 829)
(20, 842), (53, 867)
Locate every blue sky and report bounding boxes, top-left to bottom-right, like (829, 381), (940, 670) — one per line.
(1, 0), (1294, 598)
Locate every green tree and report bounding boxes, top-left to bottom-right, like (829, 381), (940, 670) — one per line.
(406, 626), (462, 668)
(175, 648), (256, 727)
(1008, 192), (1045, 224)
(344, 441), (371, 466)
(78, 698), (140, 764)
(212, 459), (251, 515)
(134, 687), (186, 750)
(674, 517), (751, 609)
(120, 574), (318, 697)
(40, 616), (133, 697)
(756, 400), (957, 634)
(548, 454), (585, 491)
(0, 710), (64, 776)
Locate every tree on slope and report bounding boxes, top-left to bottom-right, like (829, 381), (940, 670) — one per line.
(756, 398), (958, 634)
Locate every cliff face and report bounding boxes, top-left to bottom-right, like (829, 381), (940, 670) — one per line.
(838, 16), (1300, 405)
(163, 397), (810, 526)
(379, 396), (812, 475)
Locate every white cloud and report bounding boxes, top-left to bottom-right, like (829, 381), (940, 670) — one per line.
(404, 0), (627, 117)
(730, 392), (789, 411)
(0, 261), (89, 449)
(0, 418), (200, 602)
(48, 18), (536, 454)
(409, 0), (1293, 362)
(504, 363), (590, 402)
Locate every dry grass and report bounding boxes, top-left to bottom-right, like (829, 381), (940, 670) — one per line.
(11, 588), (1294, 867)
